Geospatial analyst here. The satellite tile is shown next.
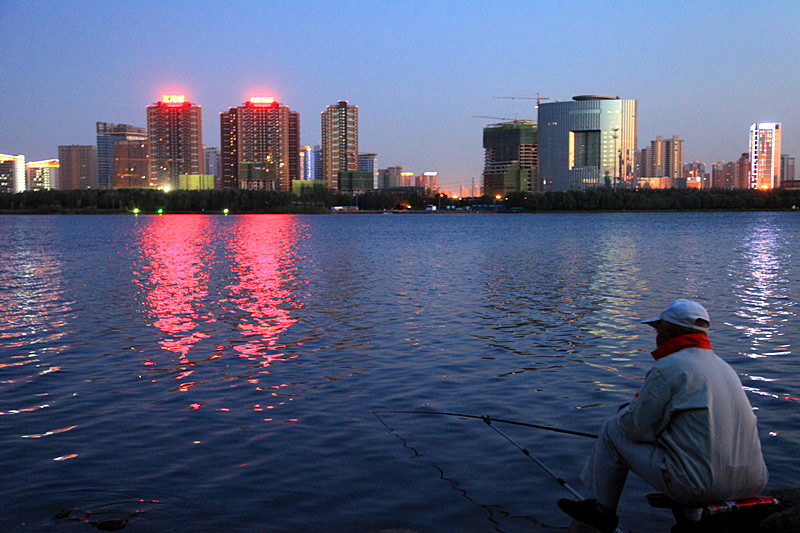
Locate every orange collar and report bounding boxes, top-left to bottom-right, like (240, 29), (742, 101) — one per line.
(651, 332), (712, 361)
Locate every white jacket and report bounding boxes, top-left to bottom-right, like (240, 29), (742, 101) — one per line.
(617, 346), (768, 502)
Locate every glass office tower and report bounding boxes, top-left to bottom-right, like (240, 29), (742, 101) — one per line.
(538, 95), (637, 192)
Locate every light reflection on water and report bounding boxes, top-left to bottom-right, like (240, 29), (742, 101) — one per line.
(132, 215), (311, 418)
(135, 215), (213, 362)
(224, 215), (301, 363)
(0, 212), (797, 533)
(730, 215), (794, 358)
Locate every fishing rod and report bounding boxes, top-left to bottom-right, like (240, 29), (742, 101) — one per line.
(375, 410), (624, 533)
(483, 417), (624, 533)
(373, 410), (598, 439)
(478, 414), (586, 500)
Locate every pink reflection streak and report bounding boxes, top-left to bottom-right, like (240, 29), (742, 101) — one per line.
(228, 216), (299, 370)
(136, 216), (211, 363)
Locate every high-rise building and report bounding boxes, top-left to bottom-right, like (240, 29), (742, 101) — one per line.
(147, 94), (203, 189)
(737, 153), (751, 189)
(749, 122), (782, 189)
(288, 111), (300, 183)
(204, 146), (221, 183)
(638, 135), (683, 188)
(312, 145), (323, 181)
(97, 122), (148, 188)
(321, 100), (358, 190)
(683, 161), (706, 189)
(358, 152), (378, 189)
(113, 139), (150, 188)
(358, 152), (378, 172)
(780, 154), (795, 185)
(58, 145), (98, 189)
(400, 172), (414, 187)
(26, 160), (59, 191)
(220, 96), (298, 191)
(378, 166), (403, 189)
(711, 161), (737, 189)
(416, 172), (439, 192)
(538, 95), (637, 191)
(299, 146), (312, 181)
(0, 154), (26, 193)
(482, 120), (538, 196)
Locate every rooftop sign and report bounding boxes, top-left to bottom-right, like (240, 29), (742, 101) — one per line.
(162, 94), (186, 105)
(249, 96), (275, 106)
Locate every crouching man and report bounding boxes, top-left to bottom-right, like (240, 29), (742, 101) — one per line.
(558, 299), (768, 533)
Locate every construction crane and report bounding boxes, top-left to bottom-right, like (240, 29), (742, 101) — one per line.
(493, 93), (551, 106)
(472, 115), (532, 123)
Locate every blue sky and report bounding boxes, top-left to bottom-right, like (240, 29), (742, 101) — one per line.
(1, 0), (798, 192)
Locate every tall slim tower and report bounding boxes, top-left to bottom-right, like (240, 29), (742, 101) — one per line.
(220, 96), (299, 191)
(147, 94), (203, 189)
(749, 123), (782, 189)
(321, 100), (358, 190)
(299, 146), (312, 181)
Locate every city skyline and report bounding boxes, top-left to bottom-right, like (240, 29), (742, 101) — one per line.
(1, 1), (798, 193)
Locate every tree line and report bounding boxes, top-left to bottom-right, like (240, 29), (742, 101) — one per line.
(0, 187), (798, 214)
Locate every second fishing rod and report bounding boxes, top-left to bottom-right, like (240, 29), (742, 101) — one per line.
(373, 409), (598, 439)
(373, 409), (623, 533)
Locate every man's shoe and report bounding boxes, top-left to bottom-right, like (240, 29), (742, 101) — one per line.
(557, 498), (618, 533)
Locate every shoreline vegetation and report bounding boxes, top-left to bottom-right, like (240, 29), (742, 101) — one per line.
(0, 187), (799, 214)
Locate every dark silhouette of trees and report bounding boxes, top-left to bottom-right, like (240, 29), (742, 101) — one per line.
(0, 187), (798, 214)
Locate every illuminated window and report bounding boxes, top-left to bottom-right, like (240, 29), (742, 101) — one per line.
(571, 130), (601, 167)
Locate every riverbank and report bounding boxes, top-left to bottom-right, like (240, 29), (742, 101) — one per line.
(1, 187), (800, 214)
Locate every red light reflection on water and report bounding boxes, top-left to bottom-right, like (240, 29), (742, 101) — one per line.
(134, 215), (305, 418)
(226, 216), (300, 371)
(135, 216), (211, 362)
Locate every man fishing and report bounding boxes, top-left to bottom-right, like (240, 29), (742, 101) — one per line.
(558, 299), (768, 533)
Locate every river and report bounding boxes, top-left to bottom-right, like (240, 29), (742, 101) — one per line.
(0, 212), (798, 532)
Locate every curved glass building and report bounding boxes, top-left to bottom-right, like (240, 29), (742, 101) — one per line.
(538, 95), (637, 192)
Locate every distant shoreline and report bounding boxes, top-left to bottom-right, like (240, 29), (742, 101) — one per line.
(1, 187), (798, 215)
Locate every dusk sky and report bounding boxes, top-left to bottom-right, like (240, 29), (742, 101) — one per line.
(2, 1), (798, 192)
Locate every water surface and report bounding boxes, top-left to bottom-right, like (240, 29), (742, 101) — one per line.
(0, 212), (798, 532)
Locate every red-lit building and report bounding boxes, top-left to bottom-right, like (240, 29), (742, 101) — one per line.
(147, 95), (203, 189)
(220, 97), (299, 191)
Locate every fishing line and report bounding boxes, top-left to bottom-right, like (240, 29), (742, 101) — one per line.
(375, 411), (622, 533)
(373, 410), (598, 439)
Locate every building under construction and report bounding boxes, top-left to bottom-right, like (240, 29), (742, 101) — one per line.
(482, 121), (538, 197)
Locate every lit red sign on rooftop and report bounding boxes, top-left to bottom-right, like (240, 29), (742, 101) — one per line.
(249, 96), (275, 106)
(161, 94), (186, 105)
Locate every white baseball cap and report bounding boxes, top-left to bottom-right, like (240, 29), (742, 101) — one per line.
(642, 299), (710, 332)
